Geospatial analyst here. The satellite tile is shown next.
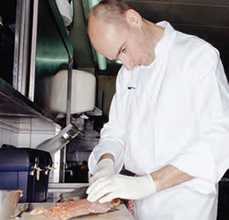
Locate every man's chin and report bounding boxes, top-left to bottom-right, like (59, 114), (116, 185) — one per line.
(124, 64), (137, 70)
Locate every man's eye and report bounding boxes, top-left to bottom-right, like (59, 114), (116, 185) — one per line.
(121, 47), (127, 54)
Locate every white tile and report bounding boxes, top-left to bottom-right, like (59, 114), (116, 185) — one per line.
(0, 128), (3, 147)
(18, 118), (32, 131)
(31, 118), (56, 132)
(30, 133), (55, 148)
(9, 132), (17, 146)
(17, 133), (31, 148)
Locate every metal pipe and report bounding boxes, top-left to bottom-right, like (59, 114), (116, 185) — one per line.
(60, 58), (74, 183)
(13, 0), (31, 96)
(48, 0), (74, 183)
(28, 0), (39, 101)
(13, 0), (22, 91)
(22, 0), (31, 96)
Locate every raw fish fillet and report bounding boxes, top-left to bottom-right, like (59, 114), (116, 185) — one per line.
(30, 198), (120, 220)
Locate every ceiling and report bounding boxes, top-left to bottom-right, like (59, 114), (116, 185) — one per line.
(125, 0), (229, 74)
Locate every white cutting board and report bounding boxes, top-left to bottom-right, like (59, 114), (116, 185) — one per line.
(16, 204), (134, 220)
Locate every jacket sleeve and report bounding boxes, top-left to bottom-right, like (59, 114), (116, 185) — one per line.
(88, 69), (126, 175)
(170, 48), (229, 193)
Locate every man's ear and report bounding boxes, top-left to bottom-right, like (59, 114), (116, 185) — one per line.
(125, 9), (143, 28)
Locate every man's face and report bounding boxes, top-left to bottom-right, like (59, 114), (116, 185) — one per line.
(88, 12), (153, 70)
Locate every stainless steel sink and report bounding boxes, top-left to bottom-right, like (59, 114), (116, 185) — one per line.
(0, 190), (22, 220)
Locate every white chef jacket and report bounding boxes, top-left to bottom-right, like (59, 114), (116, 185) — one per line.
(88, 21), (229, 220)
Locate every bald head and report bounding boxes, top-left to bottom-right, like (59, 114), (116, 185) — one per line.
(90, 0), (131, 23)
(88, 0), (134, 61)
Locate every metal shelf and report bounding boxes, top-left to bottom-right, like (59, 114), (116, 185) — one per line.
(0, 78), (57, 125)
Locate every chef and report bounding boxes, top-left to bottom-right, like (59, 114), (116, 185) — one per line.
(86, 0), (229, 219)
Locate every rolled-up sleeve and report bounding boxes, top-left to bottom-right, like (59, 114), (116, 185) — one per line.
(88, 69), (126, 175)
(170, 50), (229, 193)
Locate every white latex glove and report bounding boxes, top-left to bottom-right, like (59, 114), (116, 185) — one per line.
(89, 158), (115, 184)
(86, 174), (156, 203)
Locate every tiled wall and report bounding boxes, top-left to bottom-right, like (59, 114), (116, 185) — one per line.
(18, 118), (58, 148)
(0, 118), (19, 147)
(0, 117), (61, 182)
(0, 117), (59, 148)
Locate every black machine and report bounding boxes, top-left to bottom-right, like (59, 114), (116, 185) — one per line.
(0, 146), (52, 202)
(217, 170), (229, 220)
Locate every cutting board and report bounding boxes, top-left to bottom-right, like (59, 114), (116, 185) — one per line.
(15, 204), (134, 220)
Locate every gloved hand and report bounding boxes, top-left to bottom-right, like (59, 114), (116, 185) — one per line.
(86, 174), (157, 203)
(89, 158), (115, 184)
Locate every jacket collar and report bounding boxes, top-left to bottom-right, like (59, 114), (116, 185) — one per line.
(155, 21), (176, 57)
